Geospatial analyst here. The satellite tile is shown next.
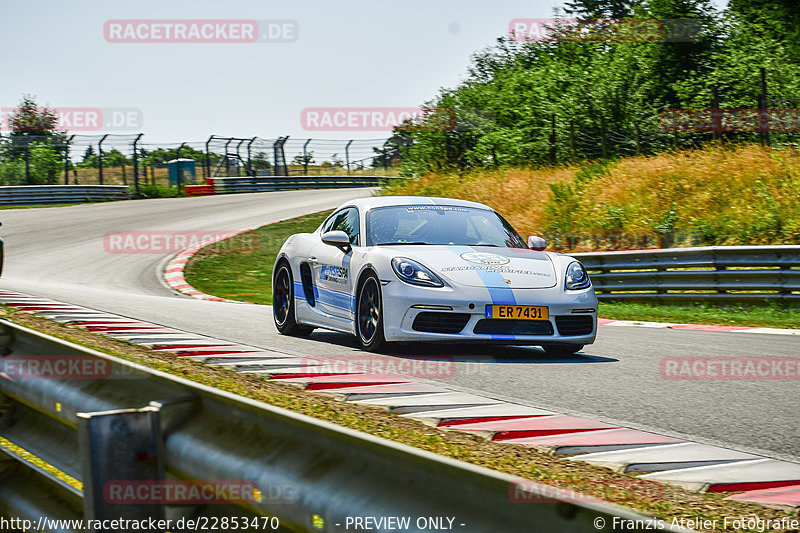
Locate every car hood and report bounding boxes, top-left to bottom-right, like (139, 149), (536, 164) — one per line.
(379, 246), (557, 289)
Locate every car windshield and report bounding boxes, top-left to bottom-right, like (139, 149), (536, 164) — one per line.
(366, 205), (527, 248)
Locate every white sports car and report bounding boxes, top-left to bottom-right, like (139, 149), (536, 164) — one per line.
(272, 196), (597, 354)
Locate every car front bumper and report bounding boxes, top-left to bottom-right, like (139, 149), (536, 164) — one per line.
(380, 279), (598, 345)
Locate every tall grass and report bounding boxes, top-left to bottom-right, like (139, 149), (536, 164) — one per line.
(381, 143), (800, 251)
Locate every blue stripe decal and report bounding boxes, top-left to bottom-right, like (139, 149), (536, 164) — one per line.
(294, 281), (352, 314)
(448, 246), (517, 340)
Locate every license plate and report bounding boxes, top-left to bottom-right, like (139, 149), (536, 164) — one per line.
(486, 305), (549, 320)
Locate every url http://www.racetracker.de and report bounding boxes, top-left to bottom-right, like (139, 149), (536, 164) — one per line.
(0, 516), (281, 532)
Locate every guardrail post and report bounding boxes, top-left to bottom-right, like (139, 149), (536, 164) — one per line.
(78, 406), (166, 532)
(98, 134), (109, 185)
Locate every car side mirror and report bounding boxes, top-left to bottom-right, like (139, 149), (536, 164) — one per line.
(527, 235), (547, 251)
(321, 230), (352, 253)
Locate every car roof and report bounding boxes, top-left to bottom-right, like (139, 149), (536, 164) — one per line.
(343, 196), (495, 212)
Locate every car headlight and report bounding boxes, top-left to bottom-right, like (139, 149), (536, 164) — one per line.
(565, 261), (591, 290)
(391, 257), (444, 287)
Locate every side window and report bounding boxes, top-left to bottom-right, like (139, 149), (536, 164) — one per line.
(325, 208), (360, 245)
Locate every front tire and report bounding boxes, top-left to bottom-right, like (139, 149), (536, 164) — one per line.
(356, 273), (386, 352)
(273, 261), (313, 337)
(542, 344), (584, 357)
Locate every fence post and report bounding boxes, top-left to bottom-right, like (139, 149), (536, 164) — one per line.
(24, 143), (31, 184)
(98, 134), (109, 185)
(711, 86), (720, 142)
(235, 139), (246, 177)
(132, 133), (143, 197)
(64, 135), (74, 184)
(345, 139), (353, 171)
(569, 121), (576, 160)
(272, 136), (288, 176)
(759, 67), (770, 147)
(176, 142), (187, 191)
(600, 116), (608, 159)
(382, 139), (390, 171)
(247, 137), (256, 176)
(204, 135), (214, 179)
(672, 115), (678, 150)
(303, 138), (311, 175)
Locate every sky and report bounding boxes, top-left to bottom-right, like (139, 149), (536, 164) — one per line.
(0, 0), (728, 144)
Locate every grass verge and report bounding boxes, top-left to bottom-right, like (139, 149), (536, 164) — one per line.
(184, 210), (332, 304)
(184, 211), (800, 329)
(600, 301), (800, 329)
(1, 306), (796, 532)
(0, 203), (88, 210)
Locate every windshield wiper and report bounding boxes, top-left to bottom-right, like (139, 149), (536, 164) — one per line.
(375, 241), (429, 246)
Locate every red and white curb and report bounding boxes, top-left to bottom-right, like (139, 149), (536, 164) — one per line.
(162, 231), (250, 303)
(2, 288), (799, 509)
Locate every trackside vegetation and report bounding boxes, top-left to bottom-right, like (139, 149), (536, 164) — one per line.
(381, 143), (800, 251)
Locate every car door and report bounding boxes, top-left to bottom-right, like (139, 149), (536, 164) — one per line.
(308, 207), (359, 320)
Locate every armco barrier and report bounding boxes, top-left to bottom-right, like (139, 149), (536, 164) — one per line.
(0, 319), (686, 532)
(210, 175), (397, 194)
(573, 245), (800, 301)
(0, 185), (130, 206)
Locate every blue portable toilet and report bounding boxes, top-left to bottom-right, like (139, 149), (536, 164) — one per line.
(167, 158), (196, 186)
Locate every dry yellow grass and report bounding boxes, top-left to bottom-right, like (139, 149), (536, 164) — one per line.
(383, 143), (800, 250)
(382, 166), (576, 235)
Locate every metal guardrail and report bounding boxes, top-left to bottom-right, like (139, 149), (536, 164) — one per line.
(0, 185), (130, 206)
(0, 319), (681, 533)
(210, 176), (398, 194)
(573, 245), (800, 301)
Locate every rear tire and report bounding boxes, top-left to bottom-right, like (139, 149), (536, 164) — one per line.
(273, 261), (314, 337)
(356, 273), (386, 352)
(542, 344), (584, 357)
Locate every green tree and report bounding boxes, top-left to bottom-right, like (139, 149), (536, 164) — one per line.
(728, 0), (800, 63)
(291, 151), (315, 166)
(8, 95), (57, 137)
(563, 0), (635, 18)
(28, 143), (62, 184)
